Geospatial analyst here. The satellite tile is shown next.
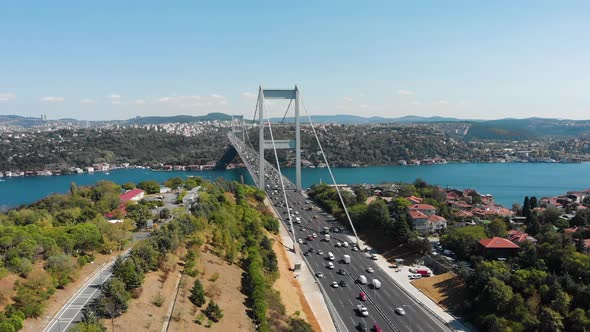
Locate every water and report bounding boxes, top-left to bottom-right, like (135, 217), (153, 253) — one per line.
(1, 163), (589, 209)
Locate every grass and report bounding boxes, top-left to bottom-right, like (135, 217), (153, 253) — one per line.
(208, 272), (220, 282)
(151, 292), (165, 307)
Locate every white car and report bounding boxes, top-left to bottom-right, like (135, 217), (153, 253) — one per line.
(366, 267), (374, 273)
(312, 233), (317, 238)
(342, 242), (349, 248)
(335, 242), (342, 247)
(371, 254), (378, 260)
(316, 272), (324, 278)
(297, 239), (303, 244)
(395, 307), (406, 315)
(409, 274), (422, 279)
(327, 262), (335, 269)
(356, 304), (369, 317)
(331, 281), (339, 288)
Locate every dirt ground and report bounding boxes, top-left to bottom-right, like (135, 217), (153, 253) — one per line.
(167, 248), (253, 332)
(411, 272), (466, 311)
(101, 249), (186, 332)
(270, 234), (322, 332)
(23, 251), (125, 332)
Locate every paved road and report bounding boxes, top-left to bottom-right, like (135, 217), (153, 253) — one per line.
(43, 248), (133, 332)
(232, 135), (453, 332)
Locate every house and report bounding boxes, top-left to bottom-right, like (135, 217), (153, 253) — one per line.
(507, 230), (537, 244)
(406, 196), (423, 205)
(409, 204), (436, 216)
(182, 186), (201, 208)
(120, 189), (145, 202)
(479, 237), (520, 259)
(428, 215), (447, 233)
(409, 210), (429, 233)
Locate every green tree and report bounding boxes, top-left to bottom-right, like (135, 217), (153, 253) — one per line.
(204, 300), (223, 322)
(137, 180), (160, 194)
(189, 279), (206, 307)
(113, 258), (143, 290)
(539, 307), (564, 332)
(159, 208), (171, 220)
(287, 314), (313, 332)
(523, 196), (531, 219)
(122, 182), (136, 191)
(125, 204), (152, 229)
(482, 277), (513, 313)
(487, 219), (508, 237)
(96, 278), (130, 317)
(366, 199), (390, 229)
(164, 177), (183, 189)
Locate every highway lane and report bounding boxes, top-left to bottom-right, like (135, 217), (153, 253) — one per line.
(232, 136), (451, 332)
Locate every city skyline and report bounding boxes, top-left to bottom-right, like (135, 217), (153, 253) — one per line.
(1, 1), (589, 120)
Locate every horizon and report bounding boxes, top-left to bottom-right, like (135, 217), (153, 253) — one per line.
(1, 1), (590, 120)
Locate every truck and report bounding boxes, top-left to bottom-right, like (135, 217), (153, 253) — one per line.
(372, 279), (381, 289)
(323, 226), (330, 234)
(343, 254), (351, 264)
(416, 268), (432, 277)
(324, 234), (331, 242)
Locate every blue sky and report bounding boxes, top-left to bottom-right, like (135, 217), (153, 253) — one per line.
(1, 1), (589, 120)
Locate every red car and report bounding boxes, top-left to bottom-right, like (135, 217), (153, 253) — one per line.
(373, 324), (382, 332)
(359, 291), (367, 301)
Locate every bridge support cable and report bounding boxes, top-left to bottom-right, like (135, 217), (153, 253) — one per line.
(263, 99), (297, 251)
(299, 93), (362, 248)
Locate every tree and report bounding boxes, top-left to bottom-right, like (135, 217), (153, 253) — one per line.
(366, 199), (390, 229)
(159, 208), (171, 220)
(189, 279), (206, 307)
(530, 196), (538, 209)
(113, 258), (143, 290)
(164, 177), (183, 189)
(204, 300), (223, 322)
(539, 307), (564, 332)
(70, 182), (78, 196)
(96, 278), (130, 318)
(137, 180), (160, 194)
(482, 277), (513, 313)
(122, 182), (136, 191)
(523, 196), (531, 219)
(125, 204), (152, 229)
(487, 219), (508, 237)
(287, 314), (313, 332)
(571, 209), (590, 227)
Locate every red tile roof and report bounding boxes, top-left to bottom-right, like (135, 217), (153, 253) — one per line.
(409, 210), (428, 219)
(428, 215), (446, 223)
(410, 204), (436, 211)
(479, 237), (520, 249)
(120, 188), (144, 202)
(406, 196), (423, 204)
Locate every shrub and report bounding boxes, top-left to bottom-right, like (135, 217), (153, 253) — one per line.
(208, 272), (219, 282)
(189, 280), (206, 307)
(203, 300), (223, 322)
(151, 293), (164, 307)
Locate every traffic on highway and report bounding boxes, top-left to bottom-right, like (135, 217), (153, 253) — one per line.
(231, 135), (451, 332)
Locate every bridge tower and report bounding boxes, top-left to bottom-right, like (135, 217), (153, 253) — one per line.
(257, 86), (302, 191)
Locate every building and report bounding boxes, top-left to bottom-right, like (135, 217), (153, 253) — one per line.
(409, 204), (436, 216)
(120, 189), (145, 202)
(507, 230), (537, 244)
(409, 210), (429, 233)
(479, 237), (520, 259)
(428, 215), (447, 233)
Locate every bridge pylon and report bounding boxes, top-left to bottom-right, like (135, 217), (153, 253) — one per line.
(256, 85), (302, 191)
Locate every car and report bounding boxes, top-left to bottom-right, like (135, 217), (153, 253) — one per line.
(312, 233), (317, 238)
(371, 254), (379, 260)
(357, 322), (368, 332)
(333, 227), (340, 233)
(297, 239), (303, 244)
(366, 267), (374, 273)
(351, 246), (359, 251)
(307, 235), (313, 241)
(359, 292), (367, 301)
(299, 228), (306, 232)
(316, 272), (324, 278)
(342, 241), (349, 248)
(339, 280), (348, 287)
(331, 281), (339, 288)
(317, 250), (323, 255)
(338, 268), (346, 275)
(304, 251), (310, 256)
(409, 274), (422, 279)
(356, 304), (369, 317)
(373, 324), (382, 332)
(335, 242), (342, 247)
(327, 262), (335, 269)
(313, 215), (318, 219)
(395, 307), (406, 315)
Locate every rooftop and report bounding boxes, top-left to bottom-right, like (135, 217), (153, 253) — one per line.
(479, 237), (520, 249)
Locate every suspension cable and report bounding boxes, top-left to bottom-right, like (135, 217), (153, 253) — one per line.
(279, 99), (293, 125)
(264, 100), (297, 245)
(299, 93), (361, 247)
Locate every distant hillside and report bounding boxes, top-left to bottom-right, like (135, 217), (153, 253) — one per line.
(126, 112), (232, 125)
(465, 118), (590, 140)
(271, 114), (466, 124)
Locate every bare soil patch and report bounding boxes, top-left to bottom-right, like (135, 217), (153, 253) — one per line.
(270, 234), (322, 332)
(100, 251), (183, 332)
(167, 248), (252, 332)
(411, 272), (467, 311)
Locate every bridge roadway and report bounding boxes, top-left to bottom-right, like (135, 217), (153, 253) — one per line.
(230, 135), (452, 332)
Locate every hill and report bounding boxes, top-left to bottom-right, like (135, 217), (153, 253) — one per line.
(271, 114), (466, 124)
(126, 112), (232, 125)
(465, 118), (590, 140)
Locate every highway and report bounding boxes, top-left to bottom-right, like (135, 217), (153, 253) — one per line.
(231, 134), (452, 332)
